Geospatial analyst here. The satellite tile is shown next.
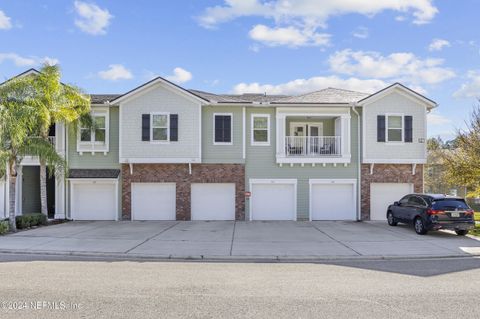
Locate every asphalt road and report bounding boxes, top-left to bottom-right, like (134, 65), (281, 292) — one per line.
(0, 254), (479, 319)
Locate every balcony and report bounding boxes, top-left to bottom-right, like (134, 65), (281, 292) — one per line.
(285, 136), (341, 157)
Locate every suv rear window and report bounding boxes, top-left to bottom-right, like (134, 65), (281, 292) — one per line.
(432, 199), (469, 210)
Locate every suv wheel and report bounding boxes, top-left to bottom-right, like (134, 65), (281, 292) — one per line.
(455, 230), (469, 236)
(387, 212), (397, 226)
(414, 217), (428, 235)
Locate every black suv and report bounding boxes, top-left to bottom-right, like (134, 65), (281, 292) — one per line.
(387, 194), (475, 235)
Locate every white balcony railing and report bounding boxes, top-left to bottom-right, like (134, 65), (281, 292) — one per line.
(285, 136), (341, 157)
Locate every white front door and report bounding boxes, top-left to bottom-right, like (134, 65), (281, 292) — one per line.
(370, 183), (413, 220)
(250, 180), (296, 220)
(71, 181), (117, 220)
(131, 183), (176, 220)
(310, 180), (356, 220)
(191, 183), (236, 220)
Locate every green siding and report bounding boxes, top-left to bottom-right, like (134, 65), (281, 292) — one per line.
(245, 107), (360, 220)
(22, 166), (40, 214)
(286, 117), (335, 136)
(202, 105), (244, 163)
(67, 106), (120, 169)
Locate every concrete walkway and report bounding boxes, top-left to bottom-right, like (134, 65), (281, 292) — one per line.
(1, 221), (480, 260)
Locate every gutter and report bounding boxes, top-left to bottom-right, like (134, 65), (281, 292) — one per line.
(350, 102), (362, 221)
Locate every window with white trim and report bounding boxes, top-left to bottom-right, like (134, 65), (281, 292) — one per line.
(387, 115), (403, 142)
(251, 114), (270, 145)
(151, 113), (169, 142)
(77, 108), (109, 153)
(213, 113), (232, 144)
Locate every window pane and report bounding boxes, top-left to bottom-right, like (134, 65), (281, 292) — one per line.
(153, 114), (168, 127)
(95, 129), (106, 143)
(153, 128), (168, 141)
(95, 116), (105, 128)
(388, 116), (402, 128)
(80, 129), (91, 142)
(254, 117), (267, 129)
(388, 129), (402, 142)
(254, 130), (268, 142)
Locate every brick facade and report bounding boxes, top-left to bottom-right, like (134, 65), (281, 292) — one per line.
(361, 164), (423, 220)
(121, 164), (245, 220)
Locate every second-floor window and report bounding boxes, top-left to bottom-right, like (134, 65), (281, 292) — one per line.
(251, 114), (270, 145)
(151, 113), (169, 142)
(80, 114), (107, 144)
(387, 115), (403, 142)
(214, 113), (232, 144)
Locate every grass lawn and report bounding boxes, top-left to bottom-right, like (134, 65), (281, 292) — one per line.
(470, 212), (480, 237)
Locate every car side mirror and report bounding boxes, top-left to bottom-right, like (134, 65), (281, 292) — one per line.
(394, 201), (400, 206)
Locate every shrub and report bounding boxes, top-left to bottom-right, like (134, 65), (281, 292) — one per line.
(15, 213), (47, 229)
(0, 220), (8, 235)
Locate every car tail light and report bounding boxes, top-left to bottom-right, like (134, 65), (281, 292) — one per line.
(427, 209), (445, 215)
(465, 209), (474, 216)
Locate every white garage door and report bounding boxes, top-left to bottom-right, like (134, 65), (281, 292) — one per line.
(71, 182), (117, 220)
(310, 180), (356, 220)
(370, 183), (413, 221)
(250, 180), (296, 220)
(191, 183), (235, 220)
(131, 183), (176, 220)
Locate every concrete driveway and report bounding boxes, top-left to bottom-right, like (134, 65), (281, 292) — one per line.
(2, 221), (480, 260)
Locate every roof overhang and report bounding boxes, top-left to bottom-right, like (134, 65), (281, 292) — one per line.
(357, 83), (437, 109)
(110, 76), (210, 105)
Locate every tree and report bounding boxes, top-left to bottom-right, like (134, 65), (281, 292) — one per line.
(0, 77), (40, 231)
(442, 104), (480, 198)
(30, 65), (90, 217)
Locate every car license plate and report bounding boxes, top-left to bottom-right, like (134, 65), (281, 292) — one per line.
(450, 212), (460, 218)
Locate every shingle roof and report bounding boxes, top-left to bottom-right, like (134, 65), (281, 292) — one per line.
(272, 88), (370, 104)
(90, 94), (122, 104)
(69, 169), (120, 179)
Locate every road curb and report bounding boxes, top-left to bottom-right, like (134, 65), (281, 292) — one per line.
(0, 248), (478, 263)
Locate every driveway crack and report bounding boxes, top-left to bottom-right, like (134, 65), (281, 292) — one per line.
(310, 223), (362, 256)
(229, 221), (236, 256)
(124, 222), (180, 254)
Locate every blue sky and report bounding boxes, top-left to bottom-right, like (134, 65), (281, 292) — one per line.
(0, 0), (479, 139)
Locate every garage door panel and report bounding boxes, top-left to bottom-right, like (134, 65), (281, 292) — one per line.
(370, 183), (413, 221)
(250, 182), (296, 221)
(132, 183), (176, 221)
(311, 182), (356, 220)
(191, 183), (235, 220)
(72, 182), (116, 220)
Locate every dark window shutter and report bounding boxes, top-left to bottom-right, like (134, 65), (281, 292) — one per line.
(377, 115), (386, 142)
(405, 116), (413, 142)
(223, 116), (231, 142)
(214, 115), (232, 143)
(142, 114), (150, 141)
(215, 116), (223, 142)
(170, 114), (178, 141)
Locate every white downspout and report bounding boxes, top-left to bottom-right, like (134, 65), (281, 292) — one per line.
(351, 102), (362, 221)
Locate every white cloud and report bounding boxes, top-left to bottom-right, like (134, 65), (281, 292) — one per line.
(453, 70), (480, 98)
(0, 10), (12, 30)
(199, 0), (438, 28)
(427, 112), (452, 125)
(98, 64), (133, 81)
(0, 52), (59, 67)
(74, 1), (113, 35)
(352, 26), (369, 39)
(165, 67), (192, 84)
(249, 24), (330, 47)
(429, 38), (451, 51)
(232, 76), (386, 95)
(328, 49), (455, 85)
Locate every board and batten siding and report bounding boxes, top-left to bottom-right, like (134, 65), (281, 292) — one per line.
(202, 105), (244, 163)
(119, 84), (201, 161)
(363, 91), (427, 162)
(68, 106), (120, 169)
(245, 107), (360, 220)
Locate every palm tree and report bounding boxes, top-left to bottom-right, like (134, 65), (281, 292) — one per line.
(30, 64), (90, 217)
(0, 76), (39, 231)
